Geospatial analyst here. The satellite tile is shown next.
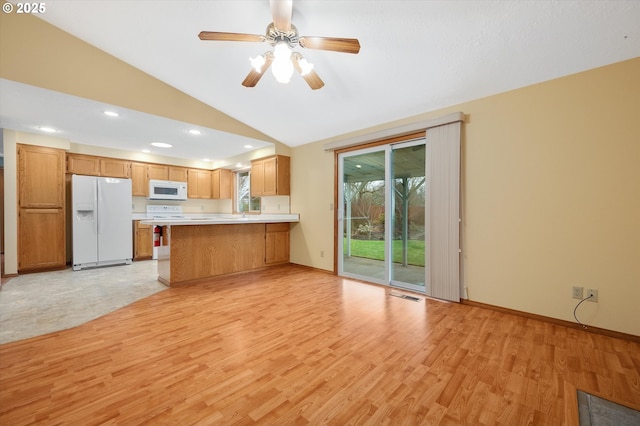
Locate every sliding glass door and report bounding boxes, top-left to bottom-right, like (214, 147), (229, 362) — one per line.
(390, 141), (426, 292)
(339, 147), (388, 284)
(338, 140), (427, 292)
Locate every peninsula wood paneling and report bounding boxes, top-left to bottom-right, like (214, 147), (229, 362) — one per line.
(0, 265), (638, 424)
(169, 224), (265, 283)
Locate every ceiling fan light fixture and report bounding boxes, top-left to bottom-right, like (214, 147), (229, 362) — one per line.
(249, 54), (266, 72)
(298, 57), (314, 76)
(271, 42), (294, 83)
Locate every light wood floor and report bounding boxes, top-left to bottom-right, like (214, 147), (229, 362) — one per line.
(1, 264), (638, 425)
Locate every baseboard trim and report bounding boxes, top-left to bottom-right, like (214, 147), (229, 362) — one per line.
(460, 299), (639, 343)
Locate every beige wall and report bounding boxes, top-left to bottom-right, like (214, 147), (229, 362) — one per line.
(290, 58), (640, 336)
(2, 8), (637, 335)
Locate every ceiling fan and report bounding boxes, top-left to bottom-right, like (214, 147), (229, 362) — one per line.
(198, 0), (360, 90)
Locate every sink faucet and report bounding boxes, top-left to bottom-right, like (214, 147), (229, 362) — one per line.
(242, 212), (246, 218)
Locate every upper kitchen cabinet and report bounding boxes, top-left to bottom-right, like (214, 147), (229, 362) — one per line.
(147, 164), (169, 181)
(188, 169), (212, 199)
(251, 155), (290, 196)
(212, 168), (232, 199)
(100, 158), (130, 178)
(131, 162), (148, 196)
(67, 154), (130, 178)
(67, 154), (100, 176)
(19, 144), (65, 208)
(168, 166), (188, 182)
(131, 163), (190, 197)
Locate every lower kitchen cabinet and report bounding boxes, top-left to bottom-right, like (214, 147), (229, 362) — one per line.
(133, 221), (153, 260)
(265, 223), (290, 264)
(19, 208), (66, 271)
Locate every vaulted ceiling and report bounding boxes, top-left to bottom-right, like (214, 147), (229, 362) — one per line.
(1, 1), (639, 162)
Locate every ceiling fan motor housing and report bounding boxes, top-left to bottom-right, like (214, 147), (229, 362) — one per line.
(266, 23), (299, 47)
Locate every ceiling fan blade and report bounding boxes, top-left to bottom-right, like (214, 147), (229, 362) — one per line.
(270, 0), (292, 31)
(299, 36), (361, 54)
(292, 54), (325, 90)
(198, 31), (265, 43)
(242, 53), (274, 87)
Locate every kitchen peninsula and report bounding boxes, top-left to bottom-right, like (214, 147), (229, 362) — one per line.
(141, 214), (299, 286)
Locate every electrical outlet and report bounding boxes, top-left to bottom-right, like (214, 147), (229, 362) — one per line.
(320, 250), (324, 258)
(572, 286), (584, 299)
(586, 289), (598, 302)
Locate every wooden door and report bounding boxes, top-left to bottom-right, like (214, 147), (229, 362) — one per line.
(262, 157), (278, 196)
(168, 166), (188, 182)
(265, 223), (290, 264)
(148, 164), (169, 181)
(134, 221), (153, 260)
(131, 162), (148, 196)
(100, 158), (130, 178)
(250, 160), (264, 196)
(218, 169), (232, 199)
(212, 169), (231, 199)
(188, 169), (211, 199)
(67, 154), (100, 176)
(18, 208), (66, 271)
(18, 145), (65, 208)
(197, 170), (212, 198)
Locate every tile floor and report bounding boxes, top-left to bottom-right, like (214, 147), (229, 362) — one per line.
(0, 261), (166, 344)
(578, 390), (640, 426)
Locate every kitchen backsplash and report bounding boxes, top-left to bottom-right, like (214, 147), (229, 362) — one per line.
(132, 197), (232, 214)
(132, 196), (290, 214)
(261, 196), (291, 214)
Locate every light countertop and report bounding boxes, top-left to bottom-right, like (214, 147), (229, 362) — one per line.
(139, 213), (299, 226)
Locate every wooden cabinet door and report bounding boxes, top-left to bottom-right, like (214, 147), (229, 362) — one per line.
(131, 162), (148, 196)
(250, 155), (290, 196)
(148, 164), (169, 181)
(18, 144), (65, 208)
(212, 169), (221, 199)
(67, 154), (100, 176)
(275, 155), (290, 196)
(18, 208), (66, 271)
(250, 160), (264, 196)
(188, 169), (212, 199)
(168, 166), (188, 182)
(197, 170), (212, 198)
(212, 169), (232, 199)
(218, 169), (232, 199)
(133, 221), (153, 260)
(262, 157), (278, 196)
(265, 223), (290, 264)
(100, 158), (130, 178)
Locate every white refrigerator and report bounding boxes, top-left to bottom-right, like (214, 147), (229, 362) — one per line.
(72, 175), (133, 271)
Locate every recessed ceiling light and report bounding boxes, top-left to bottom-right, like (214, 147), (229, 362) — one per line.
(38, 126), (57, 133)
(150, 142), (172, 148)
(189, 129), (202, 135)
(202, 158), (211, 162)
(142, 149), (151, 153)
(244, 144), (254, 149)
(236, 163), (243, 168)
(104, 111), (119, 117)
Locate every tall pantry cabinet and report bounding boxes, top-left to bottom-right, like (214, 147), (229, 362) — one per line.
(17, 144), (66, 272)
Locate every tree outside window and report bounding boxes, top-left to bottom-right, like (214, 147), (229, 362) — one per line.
(236, 170), (261, 212)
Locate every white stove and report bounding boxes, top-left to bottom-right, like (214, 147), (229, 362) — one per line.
(146, 205), (185, 260)
(146, 205), (186, 219)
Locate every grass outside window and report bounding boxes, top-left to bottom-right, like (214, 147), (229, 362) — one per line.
(344, 239), (425, 267)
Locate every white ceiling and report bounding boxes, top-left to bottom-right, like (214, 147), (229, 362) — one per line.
(2, 0), (639, 162)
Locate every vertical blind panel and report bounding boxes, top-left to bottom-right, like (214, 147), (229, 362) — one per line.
(427, 122), (461, 302)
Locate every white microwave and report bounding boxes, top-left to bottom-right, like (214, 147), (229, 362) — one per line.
(148, 180), (188, 201)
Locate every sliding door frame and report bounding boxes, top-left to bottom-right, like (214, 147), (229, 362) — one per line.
(333, 131), (426, 276)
